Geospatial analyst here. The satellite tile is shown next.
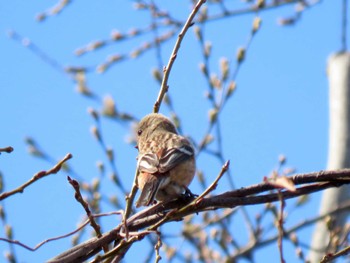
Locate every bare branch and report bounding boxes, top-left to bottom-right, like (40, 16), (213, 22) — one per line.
(194, 160), (230, 204)
(0, 146), (14, 154)
(320, 245), (350, 262)
(0, 153), (72, 201)
(277, 191), (286, 263)
(0, 212), (121, 252)
(67, 176), (104, 240)
(48, 169), (350, 262)
(153, 0), (207, 113)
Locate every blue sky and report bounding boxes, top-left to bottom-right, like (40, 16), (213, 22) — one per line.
(0, 0), (346, 262)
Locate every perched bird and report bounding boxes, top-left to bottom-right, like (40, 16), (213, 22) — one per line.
(135, 113), (196, 207)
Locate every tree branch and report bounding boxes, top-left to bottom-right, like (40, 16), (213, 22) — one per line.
(47, 169), (350, 262)
(0, 146), (14, 154)
(153, 0), (207, 113)
(0, 153), (72, 201)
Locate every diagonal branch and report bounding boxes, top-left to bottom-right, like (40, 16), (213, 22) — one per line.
(153, 0), (207, 113)
(194, 160), (230, 204)
(0, 153), (72, 201)
(67, 176), (104, 240)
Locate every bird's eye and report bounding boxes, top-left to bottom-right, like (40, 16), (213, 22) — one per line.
(137, 129), (142, 136)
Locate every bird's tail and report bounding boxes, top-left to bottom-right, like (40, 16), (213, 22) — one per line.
(135, 176), (162, 208)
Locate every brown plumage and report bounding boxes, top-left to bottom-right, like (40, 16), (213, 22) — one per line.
(135, 113), (196, 207)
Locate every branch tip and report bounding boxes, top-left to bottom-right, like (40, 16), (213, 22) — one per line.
(0, 146), (14, 154)
(223, 160), (230, 170)
(153, 0), (206, 112)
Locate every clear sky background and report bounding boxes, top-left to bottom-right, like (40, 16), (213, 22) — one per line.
(0, 0), (346, 262)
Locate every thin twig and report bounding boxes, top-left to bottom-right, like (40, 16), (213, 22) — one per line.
(122, 170), (139, 239)
(194, 160), (230, 204)
(36, 0), (73, 21)
(90, 236), (140, 263)
(90, 117), (128, 195)
(67, 176), (104, 242)
(0, 153), (72, 201)
(154, 231), (162, 263)
(198, 0), (318, 24)
(320, 244), (350, 262)
(0, 212), (121, 252)
(0, 146), (14, 154)
(277, 191), (286, 263)
(153, 0), (207, 113)
(7, 30), (67, 76)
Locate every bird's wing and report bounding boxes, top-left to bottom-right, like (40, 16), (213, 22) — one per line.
(137, 144), (194, 174)
(158, 144), (194, 173)
(137, 153), (159, 173)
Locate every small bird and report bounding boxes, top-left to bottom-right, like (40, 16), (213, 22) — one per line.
(135, 113), (196, 207)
